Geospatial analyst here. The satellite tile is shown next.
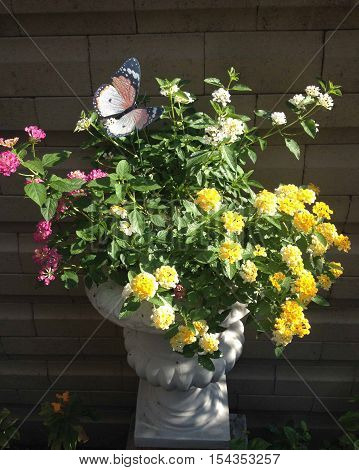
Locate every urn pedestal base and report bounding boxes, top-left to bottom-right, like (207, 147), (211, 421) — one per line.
(134, 377), (230, 449)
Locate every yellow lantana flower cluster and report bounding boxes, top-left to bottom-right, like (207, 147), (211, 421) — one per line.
(329, 261), (344, 278)
(281, 245), (304, 275)
(155, 265), (179, 289)
(253, 245), (267, 257)
(292, 270), (318, 304)
(253, 189), (277, 216)
(195, 188), (221, 212)
(130, 266), (179, 301)
(131, 272), (159, 300)
(312, 201), (333, 220)
(151, 304), (175, 330)
(170, 325), (197, 352)
(240, 260), (258, 283)
(170, 320), (219, 354)
(199, 333), (220, 354)
(293, 210), (316, 233)
(317, 274), (332, 291)
(219, 240), (242, 264)
(269, 272), (286, 291)
(272, 300), (311, 347)
(221, 211), (244, 234)
(275, 184), (316, 216)
(334, 234), (351, 253)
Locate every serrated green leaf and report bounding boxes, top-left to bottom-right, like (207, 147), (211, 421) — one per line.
(301, 119), (317, 139)
(311, 295), (330, 307)
(61, 271), (79, 289)
(128, 209), (145, 234)
(21, 160), (45, 175)
(42, 151), (71, 168)
(198, 355), (215, 371)
(285, 138), (300, 159)
(41, 198), (58, 220)
(24, 182), (47, 207)
(116, 160), (131, 179)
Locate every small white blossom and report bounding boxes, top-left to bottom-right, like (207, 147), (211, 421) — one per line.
(221, 117), (245, 142)
(75, 116), (91, 132)
(271, 112), (287, 126)
(317, 93), (334, 110)
(288, 94), (306, 109)
(120, 221), (134, 236)
(212, 88), (231, 107)
(121, 283), (133, 300)
(204, 117), (245, 146)
(305, 85), (321, 97)
(160, 84), (179, 97)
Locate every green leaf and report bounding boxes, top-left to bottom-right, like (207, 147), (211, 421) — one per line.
(41, 198), (58, 220)
(150, 214), (166, 227)
(49, 175), (84, 193)
(131, 178), (161, 192)
(231, 84), (252, 92)
(61, 271), (79, 289)
(204, 77), (223, 87)
(24, 182), (47, 207)
(311, 295), (330, 307)
(198, 355), (215, 371)
(42, 151), (71, 168)
(285, 138), (300, 160)
(224, 262), (237, 280)
(300, 119), (317, 139)
(21, 160), (45, 175)
(128, 209), (145, 234)
(221, 146), (236, 171)
(247, 149), (257, 164)
(116, 160), (131, 179)
(119, 299), (141, 319)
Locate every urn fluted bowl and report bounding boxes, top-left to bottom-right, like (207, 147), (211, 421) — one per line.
(86, 280), (248, 391)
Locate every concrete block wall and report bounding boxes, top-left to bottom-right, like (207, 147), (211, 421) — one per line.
(0, 1), (359, 439)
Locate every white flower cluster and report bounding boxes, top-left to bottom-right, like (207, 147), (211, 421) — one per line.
(212, 88), (231, 107)
(317, 93), (334, 110)
(271, 112), (287, 126)
(120, 221), (134, 236)
(160, 84), (179, 97)
(204, 117), (245, 146)
(74, 116), (91, 132)
(288, 85), (334, 111)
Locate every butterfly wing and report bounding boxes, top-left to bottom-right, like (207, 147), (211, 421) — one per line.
(104, 107), (163, 137)
(93, 57), (140, 118)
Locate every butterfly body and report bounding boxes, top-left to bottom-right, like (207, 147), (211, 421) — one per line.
(93, 57), (163, 137)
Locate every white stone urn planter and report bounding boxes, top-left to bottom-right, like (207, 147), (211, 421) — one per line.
(87, 280), (248, 449)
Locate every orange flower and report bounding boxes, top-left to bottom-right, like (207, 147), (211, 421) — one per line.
(56, 391), (70, 403)
(51, 402), (62, 413)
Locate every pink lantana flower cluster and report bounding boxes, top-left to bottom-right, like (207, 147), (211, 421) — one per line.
(33, 245), (62, 286)
(33, 220), (52, 243)
(67, 169), (108, 182)
(66, 169), (108, 196)
(0, 151), (20, 176)
(25, 125), (46, 141)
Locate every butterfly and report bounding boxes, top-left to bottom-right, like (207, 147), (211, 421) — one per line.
(93, 57), (163, 138)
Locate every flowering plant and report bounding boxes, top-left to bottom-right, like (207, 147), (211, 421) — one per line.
(1, 67), (350, 369)
(39, 391), (96, 450)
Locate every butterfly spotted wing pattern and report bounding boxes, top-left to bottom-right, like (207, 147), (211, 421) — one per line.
(93, 57), (140, 118)
(93, 57), (163, 137)
(104, 107), (163, 137)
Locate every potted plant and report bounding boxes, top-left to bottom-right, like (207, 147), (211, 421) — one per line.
(0, 58), (350, 448)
